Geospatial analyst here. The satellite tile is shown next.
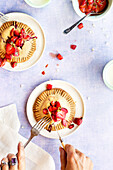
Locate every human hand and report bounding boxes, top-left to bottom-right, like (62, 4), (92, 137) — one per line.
(59, 144), (93, 170)
(1, 142), (25, 170)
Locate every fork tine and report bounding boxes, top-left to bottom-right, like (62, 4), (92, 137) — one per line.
(32, 116), (46, 129)
(0, 12), (8, 22)
(35, 117), (50, 129)
(39, 118), (51, 131)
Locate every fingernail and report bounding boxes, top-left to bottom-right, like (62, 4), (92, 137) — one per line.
(19, 142), (23, 147)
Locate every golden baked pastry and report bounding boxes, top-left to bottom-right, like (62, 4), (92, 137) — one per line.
(33, 88), (76, 131)
(0, 21), (37, 68)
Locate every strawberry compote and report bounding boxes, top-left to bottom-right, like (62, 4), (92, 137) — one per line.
(79, 0), (108, 14)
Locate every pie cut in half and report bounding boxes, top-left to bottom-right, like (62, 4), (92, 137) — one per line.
(33, 88), (76, 131)
(0, 21), (37, 68)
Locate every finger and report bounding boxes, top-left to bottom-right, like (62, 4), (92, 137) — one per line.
(75, 149), (85, 160)
(59, 147), (67, 170)
(7, 154), (17, 170)
(1, 157), (9, 170)
(86, 157), (93, 170)
(17, 142), (25, 170)
(65, 144), (76, 163)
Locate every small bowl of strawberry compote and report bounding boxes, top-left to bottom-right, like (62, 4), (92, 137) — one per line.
(72, 0), (113, 21)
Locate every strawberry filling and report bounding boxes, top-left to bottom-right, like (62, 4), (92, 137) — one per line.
(43, 100), (68, 128)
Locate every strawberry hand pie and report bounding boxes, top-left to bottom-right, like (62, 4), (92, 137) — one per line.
(0, 21), (37, 68)
(33, 88), (76, 132)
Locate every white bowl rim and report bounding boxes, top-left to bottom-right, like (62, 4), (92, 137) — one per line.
(24, 0), (51, 8)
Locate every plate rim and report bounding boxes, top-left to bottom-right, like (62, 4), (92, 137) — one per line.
(1, 12), (46, 72)
(26, 80), (85, 139)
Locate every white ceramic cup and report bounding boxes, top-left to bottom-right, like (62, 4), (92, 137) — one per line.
(72, 0), (113, 21)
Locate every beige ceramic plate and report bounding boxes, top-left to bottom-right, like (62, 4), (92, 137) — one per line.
(0, 12), (45, 71)
(26, 80), (85, 139)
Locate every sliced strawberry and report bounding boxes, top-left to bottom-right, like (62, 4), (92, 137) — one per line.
(55, 101), (61, 108)
(62, 119), (68, 127)
(20, 28), (26, 38)
(13, 47), (19, 56)
(5, 54), (12, 60)
(56, 110), (66, 120)
(73, 117), (83, 126)
(51, 101), (56, 107)
(52, 107), (57, 111)
(14, 30), (20, 36)
(0, 58), (6, 67)
(15, 38), (23, 47)
(78, 23), (84, 29)
(88, 0), (94, 4)
(48, 106), (53, 112)
(10, 28), (14, 37)
(47, 124), (52, 132)
(11, 61), (17, 68)
(45, 64), (48, 68)
(51, 114), (57, 122)
(24, 35), (30, 40)
(70, 45), (77, 50)
(6, 43), (15, 55)
(61, 108), (68, 114)
(68, 124), (74, 129)
(80, 0), (87, 7)
(11, 36), (18, 43)
(57, 53), (63, 60)
(47, 84), (52, 90)
(43, 108), (48, 114)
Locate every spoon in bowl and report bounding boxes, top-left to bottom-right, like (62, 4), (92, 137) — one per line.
(63, 12), (102, 34)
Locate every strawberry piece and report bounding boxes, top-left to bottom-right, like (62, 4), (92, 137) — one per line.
(78, 23), (84, 29)
(62, 119), (68, 127)
(45, 64), (48, 68)
(42, 71), (45, 75)
(61, 108), (68, 114)
(14, 30), (20, 36)
(80, 0), (87, 7)
(52, 107), (57, 111)
(88, 0), (94, 4)
(47, 124), (52, 132)
(51, 101), (56, 107)
(43, 108), (48, 114)
(73, 117), (83, 126)
(10, 28), (14, 37)
(6, 43), (15, 55)
(20, 28), (26, 38)
(11, 61), (17, 68)
(13, 47), (19, 56)
(24, 35), (30, 40)
(56, 110), (66, 120)
(51, 114), (57, 122)
(5, 54), (12, 60)
(57, 53), (63, 60)
(0, 58), (6, 67)
(11, 36), (18, 43)
(70, 45), (77, 50)
(55, 101), (61, 108)
(48, 106), (53, 112)
(47, 84), (52, 90)
(68, 124), (74, 129)
(15, 38), (23, 47)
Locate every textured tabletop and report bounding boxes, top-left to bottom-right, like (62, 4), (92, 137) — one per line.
(0, 0), (113, 170)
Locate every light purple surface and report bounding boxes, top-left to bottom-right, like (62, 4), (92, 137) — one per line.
(0, 0), (113, 170)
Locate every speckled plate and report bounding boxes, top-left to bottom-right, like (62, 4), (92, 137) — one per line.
(0, 12), (45, 71)
(26, 80), (85, 139)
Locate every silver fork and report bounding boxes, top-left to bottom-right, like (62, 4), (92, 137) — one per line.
(0, 12), (8, 23)
(24, 116), (51, 148)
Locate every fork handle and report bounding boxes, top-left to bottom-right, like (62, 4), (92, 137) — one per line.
(24, 135), (34, 148)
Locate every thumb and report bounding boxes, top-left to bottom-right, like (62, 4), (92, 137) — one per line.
(59, 147), (67, 170)
(17, 142), (26, 170)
